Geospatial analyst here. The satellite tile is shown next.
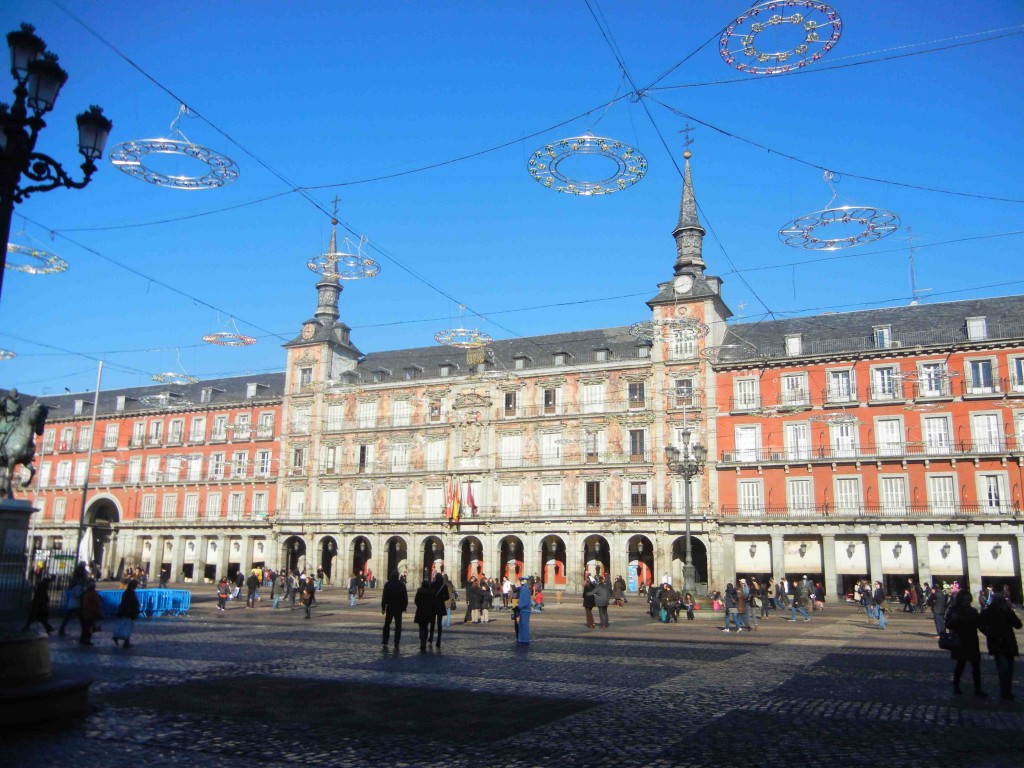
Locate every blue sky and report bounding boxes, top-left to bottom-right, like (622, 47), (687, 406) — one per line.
(2, 1), (1023, 393)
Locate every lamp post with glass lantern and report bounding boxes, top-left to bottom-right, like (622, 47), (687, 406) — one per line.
(0, 23), (113, 304)
(665, 429), (707, 593)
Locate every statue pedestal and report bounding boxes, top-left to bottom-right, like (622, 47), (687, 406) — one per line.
(0, 499), (91, 728)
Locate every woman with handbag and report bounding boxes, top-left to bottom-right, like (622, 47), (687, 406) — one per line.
(113, 579), (141, 648)
(582, 580), (596, 628)
(945, 590), (987, 697)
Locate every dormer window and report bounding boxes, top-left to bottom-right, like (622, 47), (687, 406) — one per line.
(403, 366), (422, 381)
(966, 316), (987, 341)
(873, 326), (892, 349)
(637, 344), (651, 358)
(116, 395), (127, 412)
(553, 352), (568, 366)
(594, 348), (611, 362)
(74, 399), (86, 415)
(785, 334), (803, 356)
(440, 363), (454, 378)
(372, 368), (391, 383)
(246, 382), (268, 399)
(200, 388), (212, 404)
(513, 355), (531, 370)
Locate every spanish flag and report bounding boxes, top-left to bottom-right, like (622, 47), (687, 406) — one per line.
(451, 478), (462, 523)
(444, 478), (453, 520)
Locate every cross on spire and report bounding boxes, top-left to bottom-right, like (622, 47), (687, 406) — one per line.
(679, 123), (695, 150)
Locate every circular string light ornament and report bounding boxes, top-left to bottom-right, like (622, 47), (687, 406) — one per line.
(108, 106), (239, 190)
(780, 171), (899, 251)
(307, 232), (381, 280)
(903, 403), (945, 413)
(700, 344), (746, 362)
(0, 349), (15, 361)
(5, 243), (68, 274)
(629, 317), (710, 342)
(720, 1), (842, 75)
(151, 372), (199, 385)
(435, 328), (492, 349)
(809, 413), (862, 426)
(528, 134), (648, 195)
(203, 331), (256, 347)
(138, 393), (194, 409)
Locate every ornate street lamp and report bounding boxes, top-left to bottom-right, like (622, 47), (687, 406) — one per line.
(665, 428), (707, 593)
(0, 24), (112, 304)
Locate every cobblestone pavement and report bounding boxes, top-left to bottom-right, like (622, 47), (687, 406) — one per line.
(7, 593), (1023, 767)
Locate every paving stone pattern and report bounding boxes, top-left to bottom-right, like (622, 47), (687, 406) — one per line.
(6, 594), (1023, 767)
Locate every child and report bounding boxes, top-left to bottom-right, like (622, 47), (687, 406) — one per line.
(533, 589), (544, 612)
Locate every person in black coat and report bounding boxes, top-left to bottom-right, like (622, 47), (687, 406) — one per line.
(946, 590), (986, 697)
(978, 593), (1023, 700)
(22, 577), (54, 633)
(582, 580), (596, 628)
(429, 573), (450, 648)
(381, 570), (408, 648)
(413, 579), (435, 652)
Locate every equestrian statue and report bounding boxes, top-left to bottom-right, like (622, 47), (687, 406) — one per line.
(0, 388), (49, 500)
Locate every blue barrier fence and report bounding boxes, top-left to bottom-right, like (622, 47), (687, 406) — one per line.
(96, 589), (191, 618)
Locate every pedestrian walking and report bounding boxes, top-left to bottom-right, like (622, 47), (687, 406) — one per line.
(414, 578), (434, 652)
(246, 570), (260, 608)
(79, 580), (103, 646)
(582, 579), (596, 628)
(216, 577), (230, 611)
(722, 582), (743, 632)
(872, 581), (888, 630)
(927, 583), (948, 638)
(612, 576), (625, 607)
(788, 579), (811, 622)
(113, 579), (141, 648)
(59, 562), (88, 636)
(945, 590), (986, 697)
(271, 572), (285, 609)
(430, 573), (450, 648)
(286, 572), (297, 608)
(301, 578), (316, 619)
(381, 570), (408, 648)
(978, 592), (1022, 701)
(594, 575), (611, 628)
(348, 573), (359, 607)
(516, 576), (532, 643)
(22, 577), (54, 633)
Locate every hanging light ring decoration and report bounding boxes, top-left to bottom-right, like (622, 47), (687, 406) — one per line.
(307, 254), (382, 280)
(435, 328), (492, 349)
(109, 138), (240, 190)
(528, 134), (648, 195)
(0, 349), (15, 361)
(720, 1), (842, 75)
(5, 243), (69, 274)
(779, 205), (900, 251)
(630, 317), (710, 342)
(699, 344), (745, 362)
(203, 331), (257, 347)
(151, 372), (199, 385)
(808, 413), (862, 426)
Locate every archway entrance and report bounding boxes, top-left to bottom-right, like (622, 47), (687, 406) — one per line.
(351, 536), (372, 584)
(540, 536), (566, 587)
(628, 535), (654, 591)
(461, 536), (484, 583)
(320, 537), (339, 582)
(499, 536), (524, 582)
(386, 536), (408, 579)
(84, 498), (120, 578)
(422, 536), (445, 582)
(583, 535), (610, 582)
(284, 536), (306, 574)
(671, 536), (709, 592)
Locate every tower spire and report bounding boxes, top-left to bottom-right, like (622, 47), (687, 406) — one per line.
(671, 150), (706, 275)
(314, 218), (342, 325)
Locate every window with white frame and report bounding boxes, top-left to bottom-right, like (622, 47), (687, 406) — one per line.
(60, 427), (74, 450)
(212, 415), (228, 440)
(252, 492), (268, 518)
(200, 388), (212, 404)
(228, 492), (245, 519)
(321, 489), (339, 517)
(425, 440), (445, 472)
(784, 334), (803, 356)
(738, 480), (763, 514)
(923, 415), (952, 454)
(967, 359), (995, 394)
(354, 488), (372, 518)
(637, 344), (651, 358)
(880, 476), (908, 513)
(38, 461), (51, 487)
(540, 433), (561, 466)
(542, 483), (561, 513)
(580, 383), (605, 414)
(393, 399), (412, 427)
(357, 401), (377, 428)
(670, 331), (697, 360)
(206, 492), (222, 519)
(76, 426), (91, 451)
(628, 382), (646, 409)
(258, 412), (274, 438)
(503, 391), (518, 417)
(103, 423), (119, 449)
(129, 423), (143, 448)
(99, 459), (115, 484)
(830, 421), (858, 458)
(674, 377), (696, 408)
(127, 457), (141, 483)
(145, 456), (161, 482)
(291, 447), (306, 474)
(184, 493), (199, 519)
(168, 419), (184, 444)
(423, 486), (444, 516)
(299, 366), (313, 387)
(42, 429), (55, 452)
(733, 378), (759, 410)
(1016, 411), (1024, 447)
(784, 422), (811, 460)
(357, 443), (374, 473)
(734, 424), (762, 462)
(927, 475), (957, 514)
(141, 495), (156, 519)
(499, 484), (521, 517)
(233, 414), (250, 439)
(391, 443), (410, 472)
(834, 477), (861, 512)
(207, 453), (225, 480)
(73, 460), (87, 485)
(287, 490), (305, 519)
(918, 362), (949, 397)
(161, 494), (177, 518)
(499, 433), (523, 468)
(53, 497), (65, 522)
(876, 418), (904, 456)
(321, 445), (338, 474)
(166, 456), (182, 482)
(971, 412), (1002, 452)
(1012, 357), (1024, 392)
(584, 430), (603, 462)
(388, 488), (408, 519)
(292, 407), (310, 434)
(872, 325), (892, 349)
(255, 450), (272, 477)
(595, 348), (609, 362)
(787, 478), (814, 515)
(543, 387), (560, 415)
(148, 420), (163, 445)
(966, 316), (987, 341)
(231, 450), (248, 478)
(189, 416), (206, 442)
(187, 454), (202, 481)
(326, 404), (343, 431)
(826, 369), (855, 403)
(871, 366), (899, 400)
(780, 373), (809, 406)
(978, 473), (1008, 512)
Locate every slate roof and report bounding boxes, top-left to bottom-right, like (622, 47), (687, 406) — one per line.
(718, 295), (1024, 363)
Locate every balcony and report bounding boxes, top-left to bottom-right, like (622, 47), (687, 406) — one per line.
(720, 438), (1021, 464)
(719, 503), (1016, 519)
(962, 377), (1007, 398)
(256, 427), (275, 440)
(913, 380), (954, 400)
(867, 382), (905, 403)
(729, 396), (762, 413)
(823, 388), (858, 405)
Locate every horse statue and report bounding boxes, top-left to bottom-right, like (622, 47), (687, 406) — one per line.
(0, 401), (49, 500)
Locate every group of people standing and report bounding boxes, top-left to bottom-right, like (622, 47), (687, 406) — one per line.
(379, 571), (452, 651)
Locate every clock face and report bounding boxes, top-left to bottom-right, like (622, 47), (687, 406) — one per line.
(301, 323), (315, 340)
(674, 275), (694, 294)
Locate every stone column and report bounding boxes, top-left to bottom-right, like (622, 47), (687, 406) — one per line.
(719, 532), (736, 592)
(770, 532), (785, 583)
(170, 534), (186, 584)
(964, 533), (982, 597)
(240, 534), (254, 575)
(914, 533), (932, 589)
(610, 534), (628, 585)
(216, 535), (231, 581)
(147, 536), (162, 581)
(867, 533), (883, 585)
(821, 533), (837, 604)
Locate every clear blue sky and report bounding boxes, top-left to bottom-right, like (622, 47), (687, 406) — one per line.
(2, 1), (1023, 394)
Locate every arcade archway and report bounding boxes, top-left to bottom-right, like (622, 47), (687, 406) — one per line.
(460, 536), (484, 583)
(540, 536), (566, 587)
(421, 536), (445, 582)
(83, 497), (120, 578)
(583, 535), (610, 581)
(385, 536), (408, 579)
(350, 536), (372, 584)
(671, 536), (709, 590)
(284, 536), (306, 574)
(628, 535), (654, 590)
(499, 536), (524, 582)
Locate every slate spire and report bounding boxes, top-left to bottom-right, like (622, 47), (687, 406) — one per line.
(314, 219), (342, 326)
(671, 151), (706, 275)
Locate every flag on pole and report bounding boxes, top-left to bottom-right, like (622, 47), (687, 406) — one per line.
(466, 482), (477, 517)
(444, 477), (453, 520)
(452, 479), (462, 523)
